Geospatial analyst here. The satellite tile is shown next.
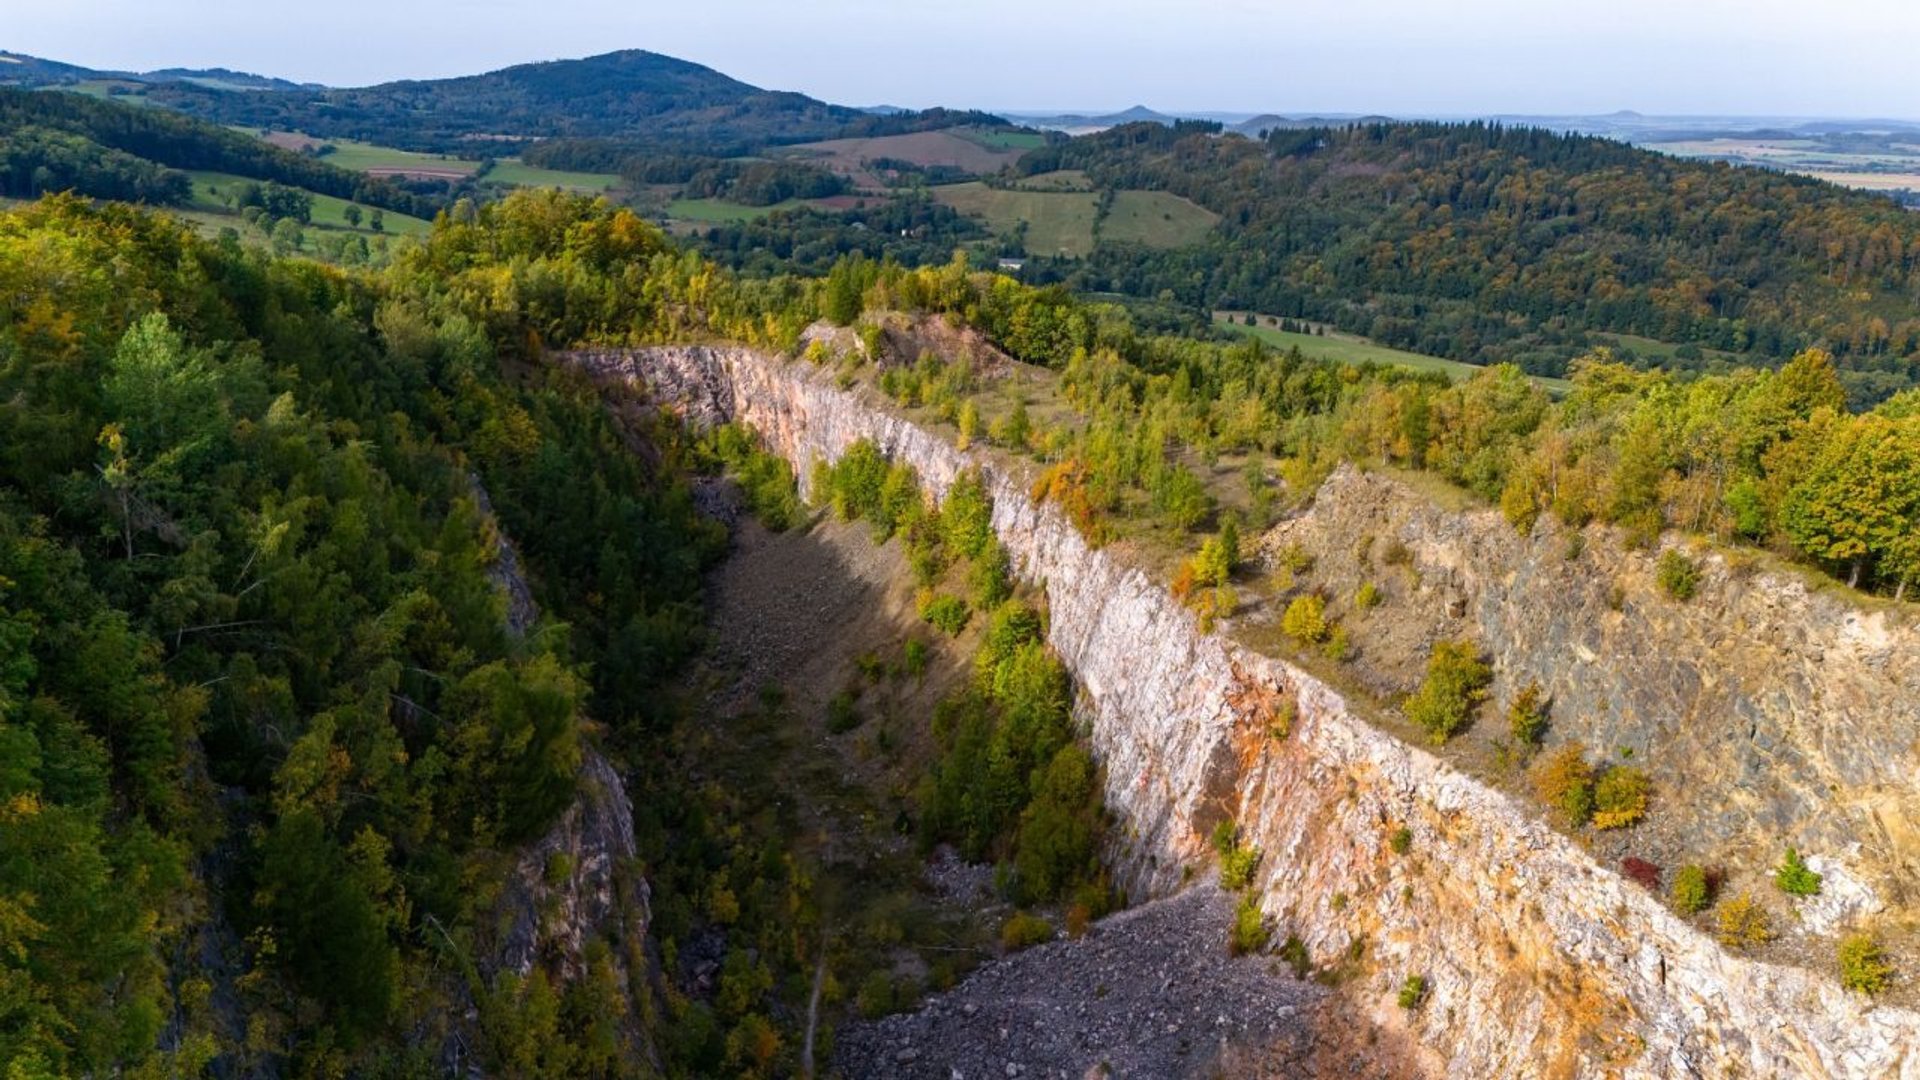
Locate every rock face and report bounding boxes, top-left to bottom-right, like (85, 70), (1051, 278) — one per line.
(566, 345), (1920, 1080)
(1258, 464), (1920, 905)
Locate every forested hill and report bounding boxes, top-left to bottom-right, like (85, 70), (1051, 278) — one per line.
(136, 49), (1004, 154)
(1029, 121), (1920, 403)
(0, 87), (442, 217)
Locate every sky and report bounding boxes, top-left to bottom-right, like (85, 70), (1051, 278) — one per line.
(9, 0), (1920, 118)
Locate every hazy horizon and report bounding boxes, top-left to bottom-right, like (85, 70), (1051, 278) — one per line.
(12, 0), (1920, 120)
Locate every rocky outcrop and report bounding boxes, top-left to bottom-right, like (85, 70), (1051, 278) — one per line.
(567, 345), (1920, 1079)
(1258, 464), (1920, 909)
(465, 476), (655, 1070)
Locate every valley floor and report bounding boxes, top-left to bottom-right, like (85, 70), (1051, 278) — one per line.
(832, 880), (1417, 1079)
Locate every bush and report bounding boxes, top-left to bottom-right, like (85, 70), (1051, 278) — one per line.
(1404, 640), (1492, 744)
(826, 690), (862, 734)
(1532, 743), (1595, 827)
(1281, 594), (1328, 645)
(1716, 891), (1774, 949)
(1220, 845), (1261, 890)
(902, 638), (929, 679)
(1657, 549), (1700, 600)
(1838, 934), (1894, 995)
(920, 593), (971, 636)
(1389, 826), (1413, 856)
(1228, 897), (1270, 956)
(1279, 934), (1311, 979)
(1323, 624), (1351, 661)
(1000, 912), (1054, 951)
(1507, 681), (1549, 747)
(1354, 581), (1382, 610)
(856, 970), (897, 1019)
(1670, 865), (1711, 915)
(1397, 974), (1428, 1009)
(1775, 847), (1822, 897)
(1591, 765), (1649, 829)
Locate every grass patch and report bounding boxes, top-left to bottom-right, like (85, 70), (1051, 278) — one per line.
(306, 137), (482, 177)
(183, 171), (433, 237)
(666, 197), (806, 223)
(1101, 189), (1218, 248)
(956, 128), (1049, 152)
(933, 182), (1100, 257)
(482, 159), (622, 192)
(1219, 317), (1574, 393)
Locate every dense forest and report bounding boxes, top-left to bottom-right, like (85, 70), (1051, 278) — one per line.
(1016, 121), (1920, 402)
(0, 88), (443, 217)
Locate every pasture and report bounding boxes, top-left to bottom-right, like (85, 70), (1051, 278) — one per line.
(1218, 315), (1574, 393)
(666, 197), (806, 223)
(1100, 190), (1218, 248)
(932, 183), (1100, 257)
(482, 159), (622, 192)
(307, 137), (482, 180)
(780, 128), (1030, 188)
(185, 170), (434, 236)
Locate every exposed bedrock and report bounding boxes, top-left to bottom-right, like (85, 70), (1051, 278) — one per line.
(565, 345), (1920, 1079)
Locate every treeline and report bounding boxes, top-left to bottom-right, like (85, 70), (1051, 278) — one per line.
(0, 124), (192, 203)
(694, 195), (987, 276)
(814, 253), (1920, 600)
(1019, 120), (1920, 402)
(0, 87), (442, 218)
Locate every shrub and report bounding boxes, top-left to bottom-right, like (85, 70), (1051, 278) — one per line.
(1228, 897), (1270, 956)
(1382, 539), (1412, 566)
(1507, 681), (1550, 747)
(1591, 765), (1649, 830)
(1220, 845), (1261, 890)
(1657, 549), (1701, 600)
(1389, 826), (1413, 856)
(1670, 865), (1711, 915)
(1532, 743), (1595, 827)
(1716, 891), (1774, 949)
(1354, 581), (1382, 610)
(856, 970), (896, 1019)
(1000, 912), (1054, 951)
(1323, 624), (1351, 661)
(902, 638), (929, 679)
(1403, 640), (1492, 744)
(1279, 934), (1311, 979)
(1838, 934), (1894, 995)
(1775, 847), (1822, 897)
(1211, 820), (1239, 856)
(1281, 594), (1329, 645)
(826, 690), (862, 734)
(920, 593), (971, 636)
(1621, 856), (1661, 891)
(1397, 974), (1428, 1009)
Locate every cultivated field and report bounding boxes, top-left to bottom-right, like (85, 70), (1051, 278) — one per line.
(932, 183), (1101, 257)
(1655, 137), (1920, 194)
(1101, 189), (1218, 248)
